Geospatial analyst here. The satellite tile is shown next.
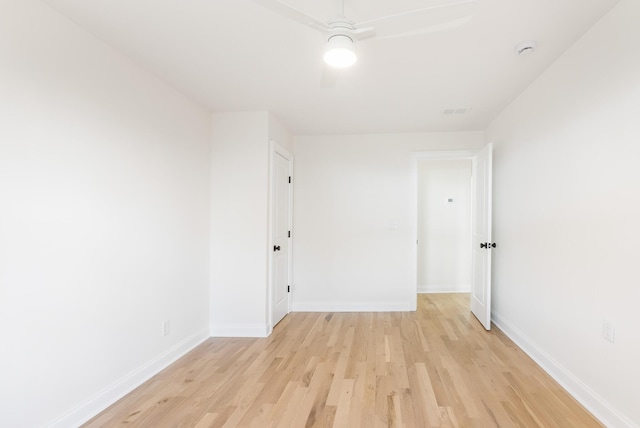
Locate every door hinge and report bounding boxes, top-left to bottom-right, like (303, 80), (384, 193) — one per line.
(287, 285), (290, 293)
(288, 176), (291, 184)
(288, 230), (291, 238)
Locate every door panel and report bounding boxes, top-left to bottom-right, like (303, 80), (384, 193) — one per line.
(271, 149), (291, 327)
(470, 143), (493, 330)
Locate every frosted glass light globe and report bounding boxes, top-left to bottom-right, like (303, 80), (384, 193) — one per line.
(324, 34), (357, 68)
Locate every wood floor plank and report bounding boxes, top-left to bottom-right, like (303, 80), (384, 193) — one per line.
(81, 294), (603, 427)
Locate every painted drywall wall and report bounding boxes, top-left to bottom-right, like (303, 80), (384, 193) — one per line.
(269, 112), (293, 153)
(417, 160), (472, 293)
(0, 1), (212, 427)
(291, 133), (484, 311)
(210, 112), (269, 336)
(210, 111), (291, 337)
(486, 0), (640, 426)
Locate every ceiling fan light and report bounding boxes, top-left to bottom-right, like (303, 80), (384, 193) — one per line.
(324, 34), (357, 68)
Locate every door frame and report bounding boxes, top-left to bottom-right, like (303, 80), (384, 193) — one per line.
(267, 140), (293, 334)
(409, 149), (479, 311)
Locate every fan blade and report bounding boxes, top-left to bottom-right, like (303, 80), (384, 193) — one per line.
(376, 16), (472, 40)
(356, 0), (477, 39)
(251, 0), (332, 33)
(320, 64), (340, 88)
(351, 26), (376, 41)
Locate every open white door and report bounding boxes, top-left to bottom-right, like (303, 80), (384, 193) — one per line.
(470, 143), (493, 330)
(270, 143), (292, 329)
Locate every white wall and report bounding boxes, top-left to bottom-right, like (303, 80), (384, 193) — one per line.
(269, 112), (293, 153)
(291, 133), (484, 311)
(210, 112), (269, 337)
(210, 111), (291, 337)
(0, 1), (212, 427)
(417, 160), (472, 293)
(486, 0), (640, 426)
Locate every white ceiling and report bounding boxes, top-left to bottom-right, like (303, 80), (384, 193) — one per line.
(43, 0), (619, 135)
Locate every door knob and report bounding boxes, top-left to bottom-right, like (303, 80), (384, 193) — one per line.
(273, 245), (281, 252)
(480, 243), (488, 248)
(480, 242), (497, 249)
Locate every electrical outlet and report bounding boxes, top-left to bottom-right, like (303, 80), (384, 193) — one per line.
(602, 319), (615, 343)
(161, 320), (170, 337)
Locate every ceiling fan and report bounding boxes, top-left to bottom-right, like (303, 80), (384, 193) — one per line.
(252, 0), (478, 85)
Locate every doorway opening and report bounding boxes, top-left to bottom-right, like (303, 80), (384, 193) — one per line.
(410, 146), (493, 330)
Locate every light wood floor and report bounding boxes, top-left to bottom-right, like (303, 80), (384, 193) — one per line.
(83, 294), (602, 427)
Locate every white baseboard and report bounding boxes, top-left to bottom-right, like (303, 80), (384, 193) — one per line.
(492, 313), (635, 428)
(210, 323), (270, 338)
(292, 301), (412, 312)
(417, 284), (470, 294)
(45, 328), (209, 428)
